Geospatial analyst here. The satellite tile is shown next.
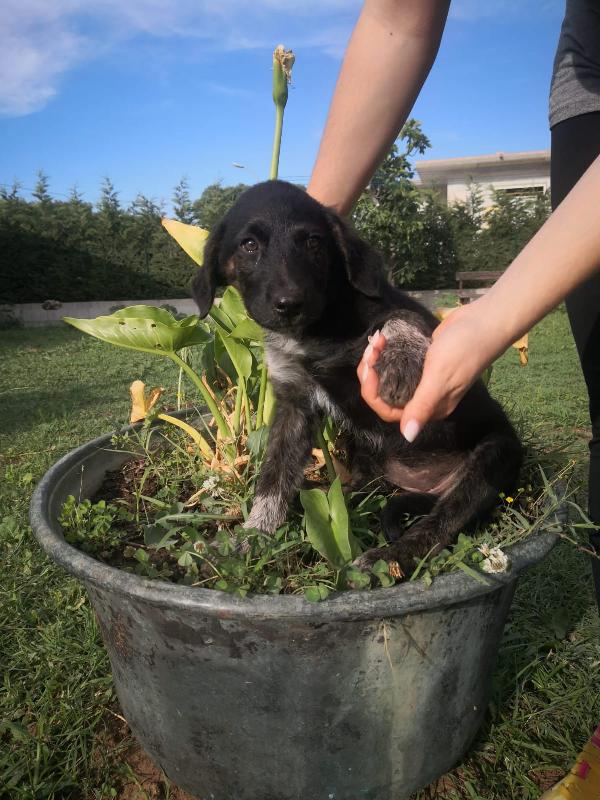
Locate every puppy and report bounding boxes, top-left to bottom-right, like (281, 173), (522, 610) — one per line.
(192, 181), (522, 575)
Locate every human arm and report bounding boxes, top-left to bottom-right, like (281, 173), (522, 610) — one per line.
(358, 153), (600, 440)
(307, 0), (451, 214)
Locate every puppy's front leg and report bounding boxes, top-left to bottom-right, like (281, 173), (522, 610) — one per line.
(244, 399), (316, 534)
(374, 314), (432, 408)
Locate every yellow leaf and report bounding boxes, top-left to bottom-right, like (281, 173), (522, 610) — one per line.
(157, 414), (214, 460)
(434, 306), (459, 322)
(129, 380), (164, 423)
(512, 333), (528, 350)
(130, 380), (148, 423)
(512, 333), (529, 366)
(161, 218), (209, 266)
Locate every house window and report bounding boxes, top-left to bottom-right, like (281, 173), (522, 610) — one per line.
(500, 186), (545, 197)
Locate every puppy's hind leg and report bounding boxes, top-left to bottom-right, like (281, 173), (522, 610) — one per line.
(355, 431), (522, 575)
(381, 492), (437, 542)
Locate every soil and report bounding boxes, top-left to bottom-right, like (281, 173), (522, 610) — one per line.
(92, 707), (196, 800)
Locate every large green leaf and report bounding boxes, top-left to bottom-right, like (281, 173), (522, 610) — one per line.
(327, 477), (353, 564)
(64, 305), (211, 356)
(300, 488), (343, 567)
(220, 287), (248, 325)
(230, 317), (264, 342)
(208, 304), (234, 332)
(217, 331), (253, 379)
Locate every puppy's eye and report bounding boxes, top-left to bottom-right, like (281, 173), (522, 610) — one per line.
(306, 234), (321, 250)
(241, 238), (259, 253)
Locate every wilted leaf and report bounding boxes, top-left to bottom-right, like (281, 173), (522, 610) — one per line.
(434, 306), (459, 322)
(129, 380), (164, 423)
(161, 218), (209, 266)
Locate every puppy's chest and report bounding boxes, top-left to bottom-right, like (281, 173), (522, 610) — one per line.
(265, 341), (352, 422)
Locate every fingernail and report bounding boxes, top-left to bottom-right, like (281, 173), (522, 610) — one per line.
(373, 328), (381, 342)
(403, 419), (420, 443)
(361, 362), (369, 383)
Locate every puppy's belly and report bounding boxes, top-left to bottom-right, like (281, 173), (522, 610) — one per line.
(384, 453), (465, 495)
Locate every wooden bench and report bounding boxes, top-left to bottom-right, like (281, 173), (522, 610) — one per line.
(455, 271), (503, 304)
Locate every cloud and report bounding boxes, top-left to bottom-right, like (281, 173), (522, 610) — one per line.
(0, 0), (562, 116)
(0, 2), (85, 115)
(0, 0), (360, 116)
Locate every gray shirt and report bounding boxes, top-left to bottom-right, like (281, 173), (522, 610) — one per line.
(550, 0), (600, 128)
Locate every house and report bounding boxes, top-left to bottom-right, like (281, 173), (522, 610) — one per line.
(414, 149), (550, 207)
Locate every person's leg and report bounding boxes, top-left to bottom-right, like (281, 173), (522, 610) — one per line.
(551, 111), (600, 607)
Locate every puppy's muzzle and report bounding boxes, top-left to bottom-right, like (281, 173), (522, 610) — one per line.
(274, 294), (303, 317)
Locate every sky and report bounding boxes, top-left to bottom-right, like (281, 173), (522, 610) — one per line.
(0, 0), (565, 211)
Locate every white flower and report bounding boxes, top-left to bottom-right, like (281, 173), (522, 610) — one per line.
(201, 476), (219, 492)
(479, 544), (509, 574)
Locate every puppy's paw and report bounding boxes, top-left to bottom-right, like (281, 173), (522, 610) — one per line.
(352, 546), (391, 573)
(243, 493), (287, 535)
(374, 318), (430, 408)
(352, 538), (428, 580)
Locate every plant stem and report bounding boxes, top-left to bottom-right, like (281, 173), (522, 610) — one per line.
(169, 351), (232, 440)
(176, 346), (189, 409)
(242, 380), (252, 433)
(269, 104), (284, 180)
(256, 359), (268, 428)
(316, 426), (336, 483)
(233, 378), (243, 435)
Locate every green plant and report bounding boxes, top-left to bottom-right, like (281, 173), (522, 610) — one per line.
(58, 496), (131, 556)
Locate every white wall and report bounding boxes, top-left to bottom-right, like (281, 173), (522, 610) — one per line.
(445, 163), (550, 205)
(3, 298), (199, 328)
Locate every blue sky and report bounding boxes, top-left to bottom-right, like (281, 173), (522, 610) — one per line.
(0, 0), (564, 211)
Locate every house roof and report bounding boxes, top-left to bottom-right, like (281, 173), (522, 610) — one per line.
(415, 149), (550, 176)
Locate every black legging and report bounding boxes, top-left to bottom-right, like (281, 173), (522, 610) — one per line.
(551, 111), (600, 604)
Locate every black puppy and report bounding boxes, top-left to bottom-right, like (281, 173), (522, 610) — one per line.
(192, 181), (521, 574)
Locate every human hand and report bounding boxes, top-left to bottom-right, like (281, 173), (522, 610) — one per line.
(357, 304), (499, 440)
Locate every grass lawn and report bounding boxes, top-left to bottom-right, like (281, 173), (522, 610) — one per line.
(1, 309), (599, 799)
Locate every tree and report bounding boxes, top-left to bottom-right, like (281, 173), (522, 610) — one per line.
(98, 177), (120, 219)
(352, 119), (455, 288)
(32, 170), (51, 204)
(1, 180), (21, 201)
(448, 187), (550, 274)
(193, 183), (249, 230)
(172, 176), (195, 224)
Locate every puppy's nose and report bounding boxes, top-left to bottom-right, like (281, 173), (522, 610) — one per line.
(274, 295), (302, 316)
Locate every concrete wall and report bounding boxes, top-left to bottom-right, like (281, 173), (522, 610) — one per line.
(2, 290), (461, 328)
(2, 298), (199, 328)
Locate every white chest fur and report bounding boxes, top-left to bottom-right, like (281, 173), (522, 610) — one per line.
(264, 334), (347, 422)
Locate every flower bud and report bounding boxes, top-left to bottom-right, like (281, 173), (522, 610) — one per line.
(272, 44), (295, 109)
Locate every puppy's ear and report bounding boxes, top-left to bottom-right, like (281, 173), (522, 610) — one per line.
(326, 211), (384, 298)
(191, 221), (225, 318)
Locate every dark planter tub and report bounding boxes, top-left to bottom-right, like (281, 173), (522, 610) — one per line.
(30, 429), (558, 800)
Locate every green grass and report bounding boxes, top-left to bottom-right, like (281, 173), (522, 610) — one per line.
(1, 313), (599, 799)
